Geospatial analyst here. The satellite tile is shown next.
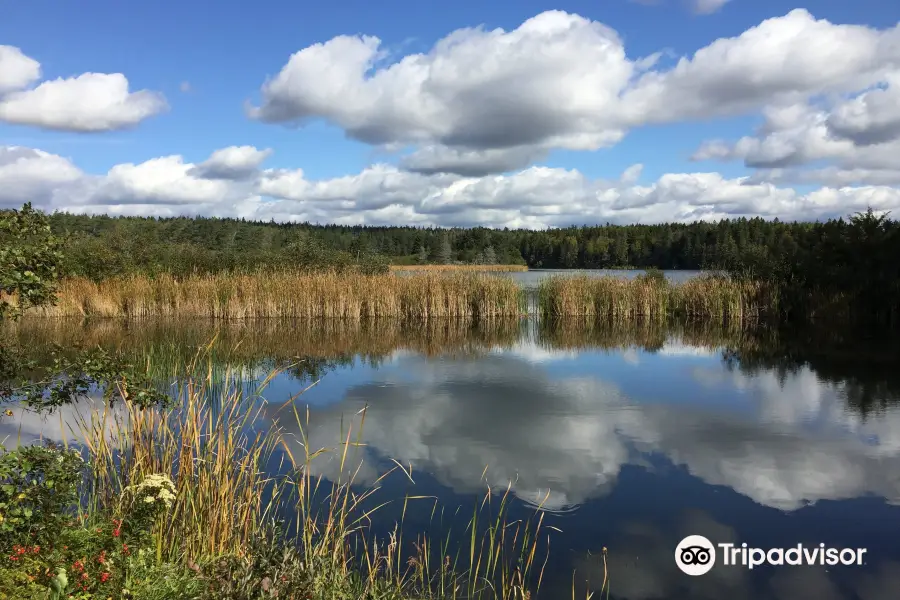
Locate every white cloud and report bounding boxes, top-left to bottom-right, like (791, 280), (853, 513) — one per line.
(0, 146), (83, 209)
(188, 145), (273, 180)
(248, 10), (900, 176)
(622, 10), (900, 125)
(0, 45), (40, 94)
(6, 143), (900, 228)
(826, 77), (900, 146)
(399, 145), (547, 176)
(0, 46), (166, 132)
(248, 10), (638, 173)
(692, 95), (900, 186)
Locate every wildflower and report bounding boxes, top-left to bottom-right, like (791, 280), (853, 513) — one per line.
(121, 544), (130, 555)
(98, 550), (107, 564)
(33, 546), (40, 553)
(100, 572), (110, 583)
(2, 409), (12, 417)
(113, 528), (120, 537)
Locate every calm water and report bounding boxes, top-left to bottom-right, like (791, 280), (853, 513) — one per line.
(4, 318), (899, 599)
(396, 268), (704, 289)
(505, 268), (703, 289)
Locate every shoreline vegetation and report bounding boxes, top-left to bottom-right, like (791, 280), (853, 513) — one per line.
(15, 271), (775, 322)
(2, 345), (594, 599)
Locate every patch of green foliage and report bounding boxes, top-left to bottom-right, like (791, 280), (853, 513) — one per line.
(717, 208), (900, 325)
(0, 203), (64, 320)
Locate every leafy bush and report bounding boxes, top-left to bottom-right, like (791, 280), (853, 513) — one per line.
(0, 446), (183, 599)
(0, 443), (83, 552)
(0, 203), (64, 320)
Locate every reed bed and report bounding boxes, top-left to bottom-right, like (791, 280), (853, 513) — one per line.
(537, 275), (777, 321)
(26, 272), (526, 320)
(19, 271), (778, 323)
(390, 265), (528, 272)
(65, 347), (585, 599)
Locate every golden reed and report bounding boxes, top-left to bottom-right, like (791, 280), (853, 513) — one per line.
(17, 271), (776, 321)
(25, 272), (525, 319)
(537, 275), (776, 321)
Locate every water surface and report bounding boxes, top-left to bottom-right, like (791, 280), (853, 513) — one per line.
(4, 318), (899, 599)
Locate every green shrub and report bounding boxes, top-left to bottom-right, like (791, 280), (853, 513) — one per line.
(0, 443), (83, 552)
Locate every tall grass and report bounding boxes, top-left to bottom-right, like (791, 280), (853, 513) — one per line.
(19, 271), (778, 322)
(537, 274), (776, 321)
(67, 346), (591, 598)
(27, 272), (526, 320)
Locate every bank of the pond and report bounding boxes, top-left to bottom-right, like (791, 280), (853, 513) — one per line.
(21, 271), (775, 321)
(1, 351), (581, 600)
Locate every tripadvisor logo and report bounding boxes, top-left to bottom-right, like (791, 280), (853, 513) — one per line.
(675, 535), (868, 576)
(675, 535), (716, 576)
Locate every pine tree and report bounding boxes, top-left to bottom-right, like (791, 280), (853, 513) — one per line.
(436, 235), (453, 264)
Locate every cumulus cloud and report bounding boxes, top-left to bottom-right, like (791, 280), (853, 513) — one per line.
(0, 45), (166, 132)
(187, 145), (273, 180)
(0, 45), (40, 94)
(248, 10), (900, 176)
(826, 78), (900, 146)
(399, 145), (546, 176)
(0, 146), (83, 209)
(7, 143), (900, 228)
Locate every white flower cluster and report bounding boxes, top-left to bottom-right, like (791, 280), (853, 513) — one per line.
(125, 473), (176, 509)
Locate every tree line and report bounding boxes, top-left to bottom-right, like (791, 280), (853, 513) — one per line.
(43, 211), (862, 272)
(0, 206), (893, 325)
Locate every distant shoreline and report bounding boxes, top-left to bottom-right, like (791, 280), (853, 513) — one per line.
(389, 264), (529, 272)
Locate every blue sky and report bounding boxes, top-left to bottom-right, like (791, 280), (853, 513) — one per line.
(1, 0), (899, 227)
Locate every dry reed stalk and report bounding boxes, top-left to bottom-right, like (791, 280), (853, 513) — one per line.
(25, 272), (526, 320)
(537, 275), (776, 322)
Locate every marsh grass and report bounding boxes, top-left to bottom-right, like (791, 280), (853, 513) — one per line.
(63, 342), (600, 598)
(537, 274), (776, 321)
(27, 272), (526, 320)
(20, 271), (777, 323)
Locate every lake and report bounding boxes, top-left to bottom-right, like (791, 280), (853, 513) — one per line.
(395, 268), (705, 290)
(4, 317), (899, 600)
